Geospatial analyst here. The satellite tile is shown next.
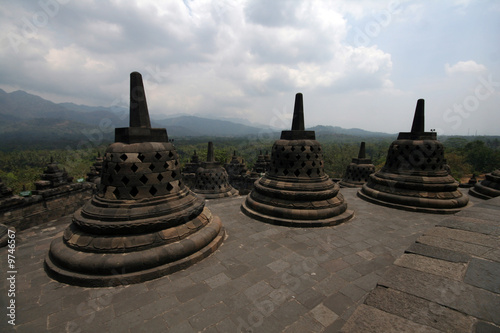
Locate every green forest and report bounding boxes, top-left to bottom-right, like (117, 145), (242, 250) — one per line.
(1, 135), (499, 194)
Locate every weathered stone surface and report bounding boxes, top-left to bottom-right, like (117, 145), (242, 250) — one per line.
(405, 242), (470, 263)
(45, 72), (225, 286)
(417, 235), (492, 257)
(340, 142), (376, 188)
(470, 169), (500, 200)
(86, 153), (103, 184)
(437, 217), (500, 237)
(359, 99), (469, 213)
(475, 321), (500, 333)
(365, 286), (475, 332)
(34, 158), (73, 191)
(424, 227), (500, 249)
(394, 253), (467, 281)
(241, 93), (353, 227)
(464, 258), (500, 293)
(378, 265), (500, 325)
(341, 304), (441, 333)
(193, 142), (239, 199)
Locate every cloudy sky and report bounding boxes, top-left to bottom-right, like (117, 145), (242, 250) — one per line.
(1, 0), (499, 135)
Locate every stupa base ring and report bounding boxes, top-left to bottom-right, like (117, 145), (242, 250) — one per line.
(241, 200), (354, 228)
(338, 181), (364, 188)
(357, 189), (470, 214)
(469, 184), (500, 200)
(44, 218), (225, 287)
(194, 188), (239, 199)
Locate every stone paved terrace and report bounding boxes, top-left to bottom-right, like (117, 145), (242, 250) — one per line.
(0, 188), (498, 332)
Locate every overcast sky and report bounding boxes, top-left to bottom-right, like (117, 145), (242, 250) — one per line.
(1, 0), (499, 135)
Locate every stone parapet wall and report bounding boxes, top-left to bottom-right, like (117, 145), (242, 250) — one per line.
(0, 182), (94, 231)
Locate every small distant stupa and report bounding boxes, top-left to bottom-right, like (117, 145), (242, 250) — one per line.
(45, 72), (225, 286)
(193, 142), (239, 199)
(253, 150), (269, 174)
(339, 142), (376, 188)
(469, 169), (500, 199)
(34, 157), (73, 191)
(225, 151), (248, 178)
(183, 150), (201, 174)
(241, 93), (354, 227)
(358, 99), (469, 213)
(86, 152), (103, 184)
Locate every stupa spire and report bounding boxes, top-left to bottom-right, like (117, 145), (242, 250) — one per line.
(410, 99), (425, 134)
(291, 93), (305, 131)
(280, 93), (315, 140)
(129, 72), (151, 128)
(207, 142), (215, 162)
(115, 72), (167, 144)
(358, 142), (366, 159)
(242, 92), (353, 227)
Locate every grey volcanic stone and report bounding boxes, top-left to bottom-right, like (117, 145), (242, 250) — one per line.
(365, 286), (475, 332)
(45, 72), (225, 287)
(470, 169), (500, 200)
(464, 258), (500, 293)
(378, 265), (500, 325)
(193, 142), (239, 199)
(241, 93), (353, 227)
(358, 99), (469, 214)
(341, 304), (441, 333)
(340, 142), (376, 188)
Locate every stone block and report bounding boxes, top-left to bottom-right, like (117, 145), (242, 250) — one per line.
(365, 286), (475, 332)
(378, 266), (500, 325)
(464, 258), (500, 293)
(394, 253), (467, 281)
(341, 304), (441, 333)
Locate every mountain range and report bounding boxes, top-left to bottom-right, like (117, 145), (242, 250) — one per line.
(0, 89), (391, 150)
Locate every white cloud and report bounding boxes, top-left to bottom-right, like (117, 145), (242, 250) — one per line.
(0, 0), (498, 135)
(445, 60), (487, 75)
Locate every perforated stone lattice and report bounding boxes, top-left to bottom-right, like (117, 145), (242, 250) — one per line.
(195, 168), (232, 192)
(343, 164), (376, 183)
(99, 149), (182, 200)
(268, 142), (325, 179)
(384, 140), (446, 173)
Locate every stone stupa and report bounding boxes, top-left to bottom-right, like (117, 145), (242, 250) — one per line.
(469, 169), (500, 199)
(183, 150), (201, 174)
(34, 158), (73, 191)
(253, 150), (269, 174)
(86, 152), (103, 183)
(225, 151), (248, 178)
(193, 142), (239, 199)
(339, 142), (376, 188)
(358, 99), (469, 213)
(241, 93), (354, 227)
(45, 72), (225, 286)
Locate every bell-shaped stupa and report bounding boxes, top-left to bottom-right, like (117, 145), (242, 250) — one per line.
(193, 142), (239, 199)
(34, 158), (72, 191)
(225, 151), (248, 178)
(358, 99), (469, 213)
(183, 150), (201, 174)
(45, 72), (225, 286)
(469, 169), (500, 199)
(241, 93), (354, 227)
(86, 153), (103, 183)
(339, 142), (376, 188)
(253, 150), (269, 174)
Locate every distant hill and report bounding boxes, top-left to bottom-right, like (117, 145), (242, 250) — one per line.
(154, 115), (275, 137)
(310, 125), (393, 137)
(0, 89), (396, 150)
